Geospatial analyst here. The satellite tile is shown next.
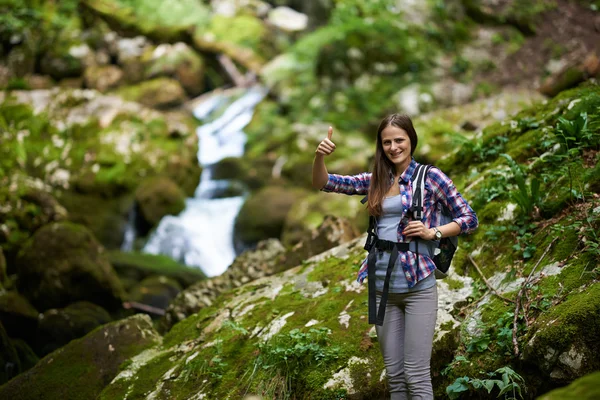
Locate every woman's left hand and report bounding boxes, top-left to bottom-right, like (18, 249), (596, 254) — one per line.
(403, 221), (435, 240)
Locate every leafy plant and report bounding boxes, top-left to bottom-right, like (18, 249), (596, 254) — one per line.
(500, 153), (541, 220)
(446, 366), (526, 400)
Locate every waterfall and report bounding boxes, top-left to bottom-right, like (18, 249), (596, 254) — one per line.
(137, 86), (267, 277)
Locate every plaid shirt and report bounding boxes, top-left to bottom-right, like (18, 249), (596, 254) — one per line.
(322, 158), (478, 288)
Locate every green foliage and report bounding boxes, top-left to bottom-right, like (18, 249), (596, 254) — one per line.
(500, 154), (540, 220)
(446, 366), (525, 400)
(253, 327), (341, 397)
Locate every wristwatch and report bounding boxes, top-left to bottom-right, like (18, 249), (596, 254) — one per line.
(433, 227), (442, 240)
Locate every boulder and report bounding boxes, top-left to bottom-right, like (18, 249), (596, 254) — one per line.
(281, 215), (361, 269)
(134, 176), (186, 234)
(15, 222), (125, 312)
(539, 54), (600, 97)
(522, 283), (600, 384)
(0, 314), (162, 400)
(145, 42), (205, 96)
(117, 77), (187, 109)
(127, 275), (182, 312)
(234, 186), (306, 245)
(106, 250), (206, 290)
(160, 238), (286, 332)
(0, 291), (39, 344)
(83, 65), (124, 92)
(36, 301), (113, 356)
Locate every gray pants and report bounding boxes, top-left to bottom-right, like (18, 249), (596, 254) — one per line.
(376, 285), (438, 400)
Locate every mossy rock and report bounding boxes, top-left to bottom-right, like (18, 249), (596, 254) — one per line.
(0, 291), (39, 344)
(522, 282), (600, 383)
(537, 370), (600, 399)
(282, 192), (368, 247)
(83, 65), (124, 92)
(212, 157), (245, 181)
(144, 42), (205, 96)
(36, 301), (113, 356)
(128, 275), (182, 312)
(0, 321), (21, 385)
(134, 176), (186, 234)
(15, 222), (125, 312)
(117, 77), (187, 109)
(234, 186), (308, 245)
(107, 250), (206, 290)
(0, 314), (162, 400)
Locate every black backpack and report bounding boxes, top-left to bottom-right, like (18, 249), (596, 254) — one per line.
(363, 164), (457, 279)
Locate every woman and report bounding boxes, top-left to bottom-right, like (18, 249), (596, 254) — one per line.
(312, 114), (478, 399)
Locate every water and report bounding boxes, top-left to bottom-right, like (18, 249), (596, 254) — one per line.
(125, 86), (267, 277)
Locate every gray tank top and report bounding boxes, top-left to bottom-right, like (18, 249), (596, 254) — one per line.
(375, 195), (435, 293)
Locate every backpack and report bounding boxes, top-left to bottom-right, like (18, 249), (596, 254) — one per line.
(363, 164), (457, 279)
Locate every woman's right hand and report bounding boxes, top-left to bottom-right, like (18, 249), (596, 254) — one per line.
(315, 126), (336, 156)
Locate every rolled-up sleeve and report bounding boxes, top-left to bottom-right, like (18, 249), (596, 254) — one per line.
(428, 168), (478, 235)
(321, 172), (371, 196)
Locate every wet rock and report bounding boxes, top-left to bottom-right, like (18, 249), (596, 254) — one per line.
(36, 301), (112, 356)
(134, 176), (186, 234)
(0, 291), (39, 344)
(15, 221), (125, 312)
(0, 314), (162, 400)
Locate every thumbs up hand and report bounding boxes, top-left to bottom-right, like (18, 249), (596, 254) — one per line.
(315, 126), (336, 156)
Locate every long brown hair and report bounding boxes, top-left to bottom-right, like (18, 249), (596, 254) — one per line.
(367, 114), (418, 216)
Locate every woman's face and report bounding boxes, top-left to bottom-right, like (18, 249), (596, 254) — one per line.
(381, 125), (412, 171)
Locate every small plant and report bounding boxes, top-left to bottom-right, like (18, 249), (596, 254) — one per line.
(446, 366), (526, 399)
(500, 154), (541, 221)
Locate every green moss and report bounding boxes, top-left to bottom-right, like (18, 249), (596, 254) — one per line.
(538, 371), (600, 399)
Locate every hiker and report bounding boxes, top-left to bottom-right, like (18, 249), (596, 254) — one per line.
(311, 114), (478, 399)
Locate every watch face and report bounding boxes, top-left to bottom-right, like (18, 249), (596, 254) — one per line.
(435, 230), (442, 240)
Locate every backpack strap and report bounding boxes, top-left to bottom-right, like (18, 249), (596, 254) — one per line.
(410, 164), (431, 266)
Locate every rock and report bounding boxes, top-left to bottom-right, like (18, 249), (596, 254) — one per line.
(431, 78), (475, 107)
(39, 41), (86, 81)
(282, 215), (361, 269)
(282, 192), (367, 248)
(160, 238), (286, 332)
(128, 275), (182, 312)
(134, 176), (186, 234)
(0, 314), (162, 400)
(539, 54), (600, 97)
(36, 301), (112, 356)
(15, 222), (125, 312)
(267, 6), (309, 33)
(106, 250), (206, 290)
(23, 75), (55, 90)
(83, 65), (124, 92)
(6, 46), (36, 77)
(117, 77), (187, 109)
(234, 186), (305, 245)
(522, 283), (600, 384)
(145, 42), (205, 96)
(537, 370), (600, 399)
(212, 157), (245, 181)
(0, 321), (21, 385)
(0, 291), (39, 344)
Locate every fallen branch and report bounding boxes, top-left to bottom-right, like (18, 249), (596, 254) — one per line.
(512, 238), (558, 357)
(468, 255), (515, 304)
(123, 301), (166, 316)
